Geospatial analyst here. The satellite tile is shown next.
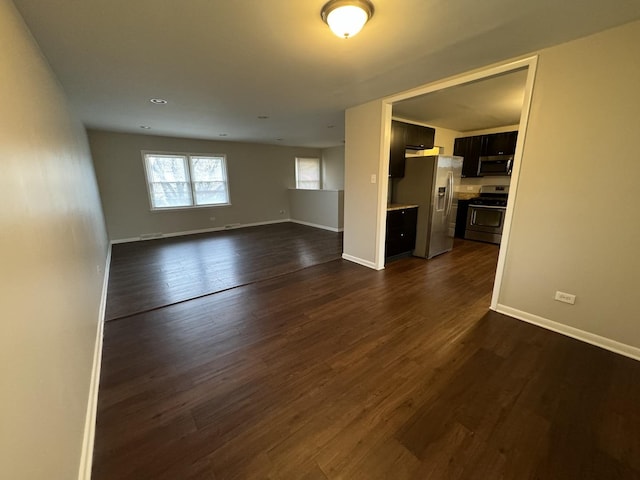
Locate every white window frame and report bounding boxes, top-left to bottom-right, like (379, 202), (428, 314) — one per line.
(142, 151), (231, 211)
(295, 157), (321, 190)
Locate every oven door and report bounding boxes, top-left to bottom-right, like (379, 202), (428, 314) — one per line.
(464, 205), (506, 244)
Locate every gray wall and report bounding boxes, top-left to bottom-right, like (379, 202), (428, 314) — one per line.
(498, 20), (640, 352)
(322, 145), (345, 190)
(289, 189), (344, 231)
(0, 1), (109, 478)
(89, 130), (321, 240)
(343, 100), (390, 268)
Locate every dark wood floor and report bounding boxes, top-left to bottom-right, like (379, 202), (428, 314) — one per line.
(93, 233), (640, 479)
(106, 222), (343, 321)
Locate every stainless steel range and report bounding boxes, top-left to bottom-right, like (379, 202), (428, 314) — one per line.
(465, 185), (509, 244)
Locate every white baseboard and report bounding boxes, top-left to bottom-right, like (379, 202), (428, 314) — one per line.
(77, 244), (112, 480)
(289, 219), (343, 232)
(110, 219), (291, 244)
(495, 304), (640, 362)
(342, 253), (381, 270)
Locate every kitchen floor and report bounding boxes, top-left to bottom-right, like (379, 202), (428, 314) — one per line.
(93, 237), (640, 479)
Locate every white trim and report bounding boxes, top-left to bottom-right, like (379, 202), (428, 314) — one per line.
(148, 202), (232, 213)
(491, 56), (539, 309)
(77, 244), (112, 480)
(289, 219), (343, 232)
(495, 304), (640, 362)
(342, 253), (382, 270)
(376, 103), (393, 270)
(110, 219), (294, 244)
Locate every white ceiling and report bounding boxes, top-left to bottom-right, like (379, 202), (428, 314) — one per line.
(393, 69), (528, 133)
(12, 0), (640, 148)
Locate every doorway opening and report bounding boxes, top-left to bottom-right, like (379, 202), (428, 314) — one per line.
(379, 57), (538, 309)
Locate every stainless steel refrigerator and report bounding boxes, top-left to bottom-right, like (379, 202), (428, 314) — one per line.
(394, 155), (463, 259)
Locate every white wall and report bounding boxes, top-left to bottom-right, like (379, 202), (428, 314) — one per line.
(0, 1), (109, 479)
(322, 145), (345, 190)
(89, 130), (321, 240)
(344, 19), (640, 354)
(289, 189), (344, 231)
(497, 20), (640, 354)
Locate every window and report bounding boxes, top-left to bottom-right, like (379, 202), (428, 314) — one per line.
(295, 157), (321, 189)
(142, 152), (229, 209)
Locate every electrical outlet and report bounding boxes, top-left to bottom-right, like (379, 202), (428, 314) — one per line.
(279, 209), (285, 214)
(209, 216), (216, 222)
(370, 174), (377, 184)
(554, 291), (576, 305)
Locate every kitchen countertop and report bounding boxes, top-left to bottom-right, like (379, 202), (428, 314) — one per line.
(387, 203), (419, 211)
(456, 192), (479, 200)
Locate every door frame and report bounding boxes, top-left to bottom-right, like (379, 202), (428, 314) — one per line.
(377, 55), (539, 310)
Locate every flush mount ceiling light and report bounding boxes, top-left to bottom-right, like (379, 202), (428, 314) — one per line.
(149, 98), (167, 104)
(321, 0), (374, 39)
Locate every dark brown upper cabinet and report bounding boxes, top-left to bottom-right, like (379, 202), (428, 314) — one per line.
(454, 135), (485, 178)
(454, 130), (518, 177)
(483, 131), (518, 156)
(389, 121), (436, 178)
(389, 120), (407, 178)
(404, 122), (435, 150)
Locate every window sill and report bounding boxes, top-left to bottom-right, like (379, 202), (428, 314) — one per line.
(289, 188), (343, 192)
(150, 203), (231, 212)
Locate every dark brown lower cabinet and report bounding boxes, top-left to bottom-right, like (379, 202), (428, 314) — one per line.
(455, 199), (470, 238)
(385, 207), (418, 258)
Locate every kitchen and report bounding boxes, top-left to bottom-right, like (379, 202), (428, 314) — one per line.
(384, 68), (528, 264)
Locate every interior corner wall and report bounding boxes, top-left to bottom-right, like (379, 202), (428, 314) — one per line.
(88, 130), (321, 241)
(288, 189), (343, 230)
(497, 19), (640, 351)
(0, 1), (109, 479)
(432, 125), (462, 156)
(322, 145), (345, 190)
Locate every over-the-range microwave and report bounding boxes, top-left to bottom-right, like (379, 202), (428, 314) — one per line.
(477, 155), (513, 176)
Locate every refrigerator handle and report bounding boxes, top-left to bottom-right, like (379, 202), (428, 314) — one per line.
(445, 171), (454, 218)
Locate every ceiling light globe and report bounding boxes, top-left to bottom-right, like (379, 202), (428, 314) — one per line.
(328, 6), (368, 38)
(321, 0), (374, 39)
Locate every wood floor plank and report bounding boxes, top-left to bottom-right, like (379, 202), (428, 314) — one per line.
(105, 222), (343, 321)
(93, 232), (640, 479)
